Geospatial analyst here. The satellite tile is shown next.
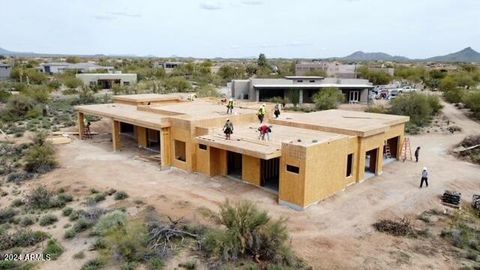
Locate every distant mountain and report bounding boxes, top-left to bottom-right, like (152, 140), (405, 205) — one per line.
(341, 51), (410, 62)
(425, 47), (480, 63)
(0, 46), (142, 58)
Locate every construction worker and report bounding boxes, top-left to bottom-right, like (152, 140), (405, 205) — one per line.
(420, 167), (429, 188)
(274, 103), (281, 119)
(223, 119), (233, 140)
(258, 123), (271, 141)
(414, 146), (420, 163)
(257, 103), (266, 123)
(226, 98), (234, 114)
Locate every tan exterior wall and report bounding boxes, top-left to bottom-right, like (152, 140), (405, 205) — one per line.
(279, 144), (307, 207)
(196, 144), (211, 176)
(210, 147), (227, 176)
(242, 155), (261, 186)
(136, 126), (147, 148)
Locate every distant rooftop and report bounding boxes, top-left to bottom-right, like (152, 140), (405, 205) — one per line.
(284, 76), (324, 80)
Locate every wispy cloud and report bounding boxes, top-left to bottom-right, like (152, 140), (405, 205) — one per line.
(93, 15), (115, 21)
(107, 12), (142, 18)
(242, 0), (263, 5)
(199, 2), (223, 10)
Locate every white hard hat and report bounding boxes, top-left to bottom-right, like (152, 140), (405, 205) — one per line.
(262, 103), (266, 106)
(229, 98), (233, 101)
(423, 167), (427, 171)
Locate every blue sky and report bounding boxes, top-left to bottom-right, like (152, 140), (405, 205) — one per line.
(1, 0), (479, 58)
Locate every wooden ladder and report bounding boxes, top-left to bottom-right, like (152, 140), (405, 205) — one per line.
(400, 137), (412, 162)
(384, 141), (392, 159)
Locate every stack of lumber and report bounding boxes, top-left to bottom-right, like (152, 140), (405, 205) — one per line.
(472, 194), (480, 211)
(442, 190), (461, 207)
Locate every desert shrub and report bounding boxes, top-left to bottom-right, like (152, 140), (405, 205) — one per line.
(69, 209), (86, 221)
(25, 186), (52, 209)
(20, 216), (35, 227)
(444, 88), (466, 104)
(24, 134), (57, 174)
(313, 87), (344, 110)
(202, 201), (301, 267)
(390, 93), (442, 127)
(39, 214), (58, 226)
(81, 258), (104, 270)
(1, 95), (36, 121)
(179, 261), (196, 269)
(0, 230), (48, 250)
(0, 208), (17, 224)
(64, 77), (83, 89)
(122, 261), (139, 270)
(57, 193), (74, 203)
(93, 210), (128, 236)
(91, 238), (107, 250)
(10, 199), (24, 207)
(147, 257), (165, 270)
(196, 84), (220, 97)
(463, 91), (480, 119)
(63, 207), (73, 217)
(87, 193), (106, 205)
(104, 220), (148, 264)
(365, 105), (389, 114)
(43, 238), (64, 260)
(65, 217), (94, 239)
(114, 191), (129, 200)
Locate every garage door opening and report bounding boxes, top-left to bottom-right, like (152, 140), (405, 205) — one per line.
(227, 151), (242, 179)
(261, 158), (280, 192)
(120, 122), (135, 137)
(365, 148), (378, 178)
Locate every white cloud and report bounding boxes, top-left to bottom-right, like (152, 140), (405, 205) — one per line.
(107, 12), (142, 18)
(242, 0), (263, 5)
(199, 2), (223, 10)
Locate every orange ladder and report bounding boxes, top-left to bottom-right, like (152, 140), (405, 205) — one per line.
(400, 137), (412, 162)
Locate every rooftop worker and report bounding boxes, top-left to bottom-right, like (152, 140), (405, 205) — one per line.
(414, 146), (421, 163)
(257, 103), (266, 123)
(226, 98), (234, 115)
(223, 119), (233, 140)
(274, 103), (281, 119)
(258, 123), (271, 141)
(420, 167), (429, 188)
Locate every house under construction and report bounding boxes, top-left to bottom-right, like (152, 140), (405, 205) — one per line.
(75, 94), (409, 210)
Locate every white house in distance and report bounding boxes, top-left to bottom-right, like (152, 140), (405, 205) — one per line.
(231, 76), (374, 104)
(76, 72), (137, 89)
(0, 63), (12, 80)
(40, 62), (114, 75)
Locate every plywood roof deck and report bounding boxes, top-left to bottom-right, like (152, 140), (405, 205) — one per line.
(275, 109), (409, 137)
(154, 102), (256, 120)
(113, 94), (185, 103)
(75, 103), (170, 130)
(196, 124), (348, 159)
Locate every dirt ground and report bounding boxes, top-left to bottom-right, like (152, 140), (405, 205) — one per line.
(34, 101), (480, 269)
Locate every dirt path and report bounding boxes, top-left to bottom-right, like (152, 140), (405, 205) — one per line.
(38, 103), (480, 269)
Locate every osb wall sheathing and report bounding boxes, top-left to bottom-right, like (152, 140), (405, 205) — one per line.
(279, 143), (307, 207)
(242, 155), (261, 186)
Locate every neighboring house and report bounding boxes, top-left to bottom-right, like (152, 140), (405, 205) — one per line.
(231, 76), (374, 104)
(154, 62), (184, 74)
(75, 94), (409, 210)
(0, 64), (12, 80)
(40, 62), (114, 75)
(76, 73), (137, 89)
(296, 62), (395, 78)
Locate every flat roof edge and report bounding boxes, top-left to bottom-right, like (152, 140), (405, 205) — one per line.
(196, 137), (281, 160)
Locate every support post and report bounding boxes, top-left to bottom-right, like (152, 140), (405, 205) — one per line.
(78, 112), (85, 140)
(160, 127), (171, 167)
(112, 119), (121, 151)
(299, 89), (304, 104)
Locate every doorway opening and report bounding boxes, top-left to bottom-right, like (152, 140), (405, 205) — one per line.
(365, 148), (378, 177)
(227, 151), (242, 179)
(349, 90), (359, 103)
(146, 129), (160, 152)
(261, 158), (280, 192)
(120, 122), (135, 137)
(384, 136), (399, 160)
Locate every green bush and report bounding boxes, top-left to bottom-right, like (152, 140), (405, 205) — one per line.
(390, 92), (442, 127)
(196, 84), (220, 97)
(20, 216), (35, 227)
(24, 138), (57, 174)
(463, 91), (480, 119)
(0, 230), (48, 250)
(25, 186), (52, 209)
(10, 199), (24, 207)
(73, 251), (85, 259)
(87, 193), (106, 205)
(65, 217), (94, 239)
(1, 95), (37, 121)
(81, 258), (104, 270)
(365, 105), (389, 114)
(39, 214), (58, 226)
(114, 191), (129, 200)
(202, 201), (302, 267)
(64, 77), (83, 89)
(93, 210), (128, 236)
(44, 238), (64, 260)
(63, 207), (73, 217)
(69, 209), (86, 221)
(313, 87), (344, 110)
(147, 257), (165, 270)
(104, 220), (148, 264)
(0, 208), (17, 224)
(444, 88), (466, 103)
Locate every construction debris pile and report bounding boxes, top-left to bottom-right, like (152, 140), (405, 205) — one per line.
(373, 218), (415, 237)
(472, 194), (480, 211)
(442, 190), (462, 207)
(454, 135), (480, 165)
